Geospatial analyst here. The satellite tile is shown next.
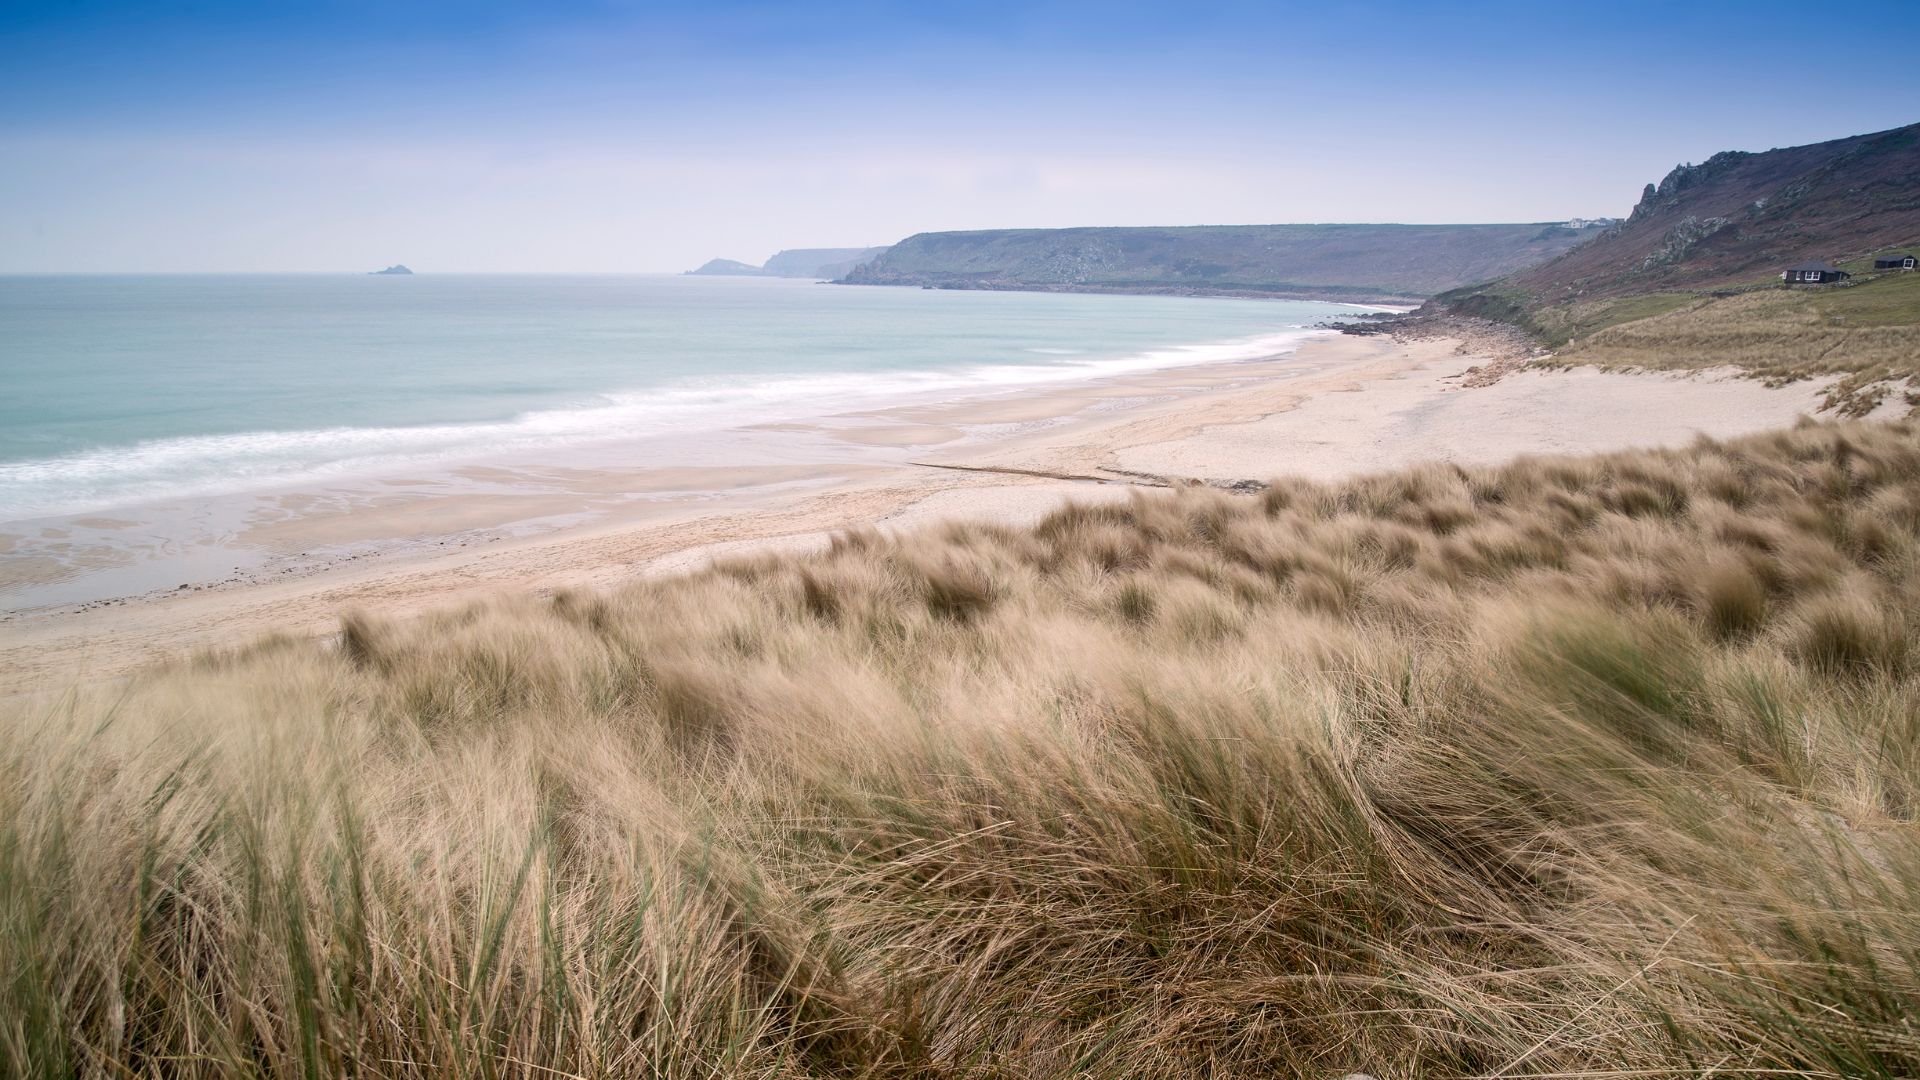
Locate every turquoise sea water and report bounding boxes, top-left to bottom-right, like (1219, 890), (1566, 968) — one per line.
(0, 274), (1355, 520)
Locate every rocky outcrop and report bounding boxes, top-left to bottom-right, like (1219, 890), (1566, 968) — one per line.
(686, 258), (769, 276)
(1641, 215), (1733, 269)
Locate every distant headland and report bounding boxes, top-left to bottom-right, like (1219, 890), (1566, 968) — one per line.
(685, 247), (890, 280)
(370, 264), (414, 276)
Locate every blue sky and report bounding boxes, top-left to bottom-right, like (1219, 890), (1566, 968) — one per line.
(2, 0), (1914, 271)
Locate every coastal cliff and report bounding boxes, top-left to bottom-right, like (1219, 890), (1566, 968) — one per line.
(836, 222), (1615, 302)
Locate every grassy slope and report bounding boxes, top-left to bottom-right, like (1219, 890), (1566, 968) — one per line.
(8, 420), (1920, 1077)
(1550, 266), (1920, 414)
(1432, 249), (1920, 417)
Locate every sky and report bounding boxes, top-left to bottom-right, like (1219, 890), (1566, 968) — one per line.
(1, 0), (1915, 273)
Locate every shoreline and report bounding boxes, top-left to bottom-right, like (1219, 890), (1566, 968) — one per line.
(0, 322), (1341, 617)
(0, 330), (1850, 695)
(0, 328), (1349, 620)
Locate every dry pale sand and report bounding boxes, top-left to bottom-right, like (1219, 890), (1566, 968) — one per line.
(1112, 361), (1854, 483)
(0, 333), (1840, 694)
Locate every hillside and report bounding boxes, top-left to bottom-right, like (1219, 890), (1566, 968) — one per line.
(837, 222), (1616, 302)
(1437, 123), (1920, 321)
(1517, 122), (1919, 299)
(687, 246), (890, 279)
(1423, 123), (1920, 413)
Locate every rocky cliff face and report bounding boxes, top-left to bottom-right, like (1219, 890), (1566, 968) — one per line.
(837, 223), (1614, 301)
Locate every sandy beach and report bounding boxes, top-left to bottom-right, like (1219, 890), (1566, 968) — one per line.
(0, 330), (1847, 694)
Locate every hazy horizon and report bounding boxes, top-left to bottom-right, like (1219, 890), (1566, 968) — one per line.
(3, 0), (1915, 274)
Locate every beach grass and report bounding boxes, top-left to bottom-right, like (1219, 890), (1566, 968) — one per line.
(7, 419), (1920, 1077)
(1531, 290), (1703, 344)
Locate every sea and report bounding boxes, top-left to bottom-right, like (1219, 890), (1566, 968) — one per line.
(0, 274), (1364, 522)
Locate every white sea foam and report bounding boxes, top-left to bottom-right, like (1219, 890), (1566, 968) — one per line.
(0, 327), (1321, 521)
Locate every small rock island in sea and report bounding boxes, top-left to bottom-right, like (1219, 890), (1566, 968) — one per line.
(370, 264), (414, 275)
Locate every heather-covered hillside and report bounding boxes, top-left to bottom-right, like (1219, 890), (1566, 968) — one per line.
(1446, 123), (1920, 308)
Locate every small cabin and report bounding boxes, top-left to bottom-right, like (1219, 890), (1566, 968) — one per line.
(1873, 253), (1917, 271)
(1782, 261), (1849, 284)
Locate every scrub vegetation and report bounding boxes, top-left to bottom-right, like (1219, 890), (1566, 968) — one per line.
(1552, 268), (1920, 415)
(8, 419), (1920, 1078)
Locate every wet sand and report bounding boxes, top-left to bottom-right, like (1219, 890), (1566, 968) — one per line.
(0, 332), (1842, 694)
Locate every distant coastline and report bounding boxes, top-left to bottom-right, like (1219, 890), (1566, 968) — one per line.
(839, 279), (1429, 306)
(827, 221), (1617, 305)
(685, 246), (889, 280)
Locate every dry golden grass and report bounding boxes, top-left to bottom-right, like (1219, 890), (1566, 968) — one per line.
(9, 420), (1920, 1077)
(1553, 273), (1920, 416)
